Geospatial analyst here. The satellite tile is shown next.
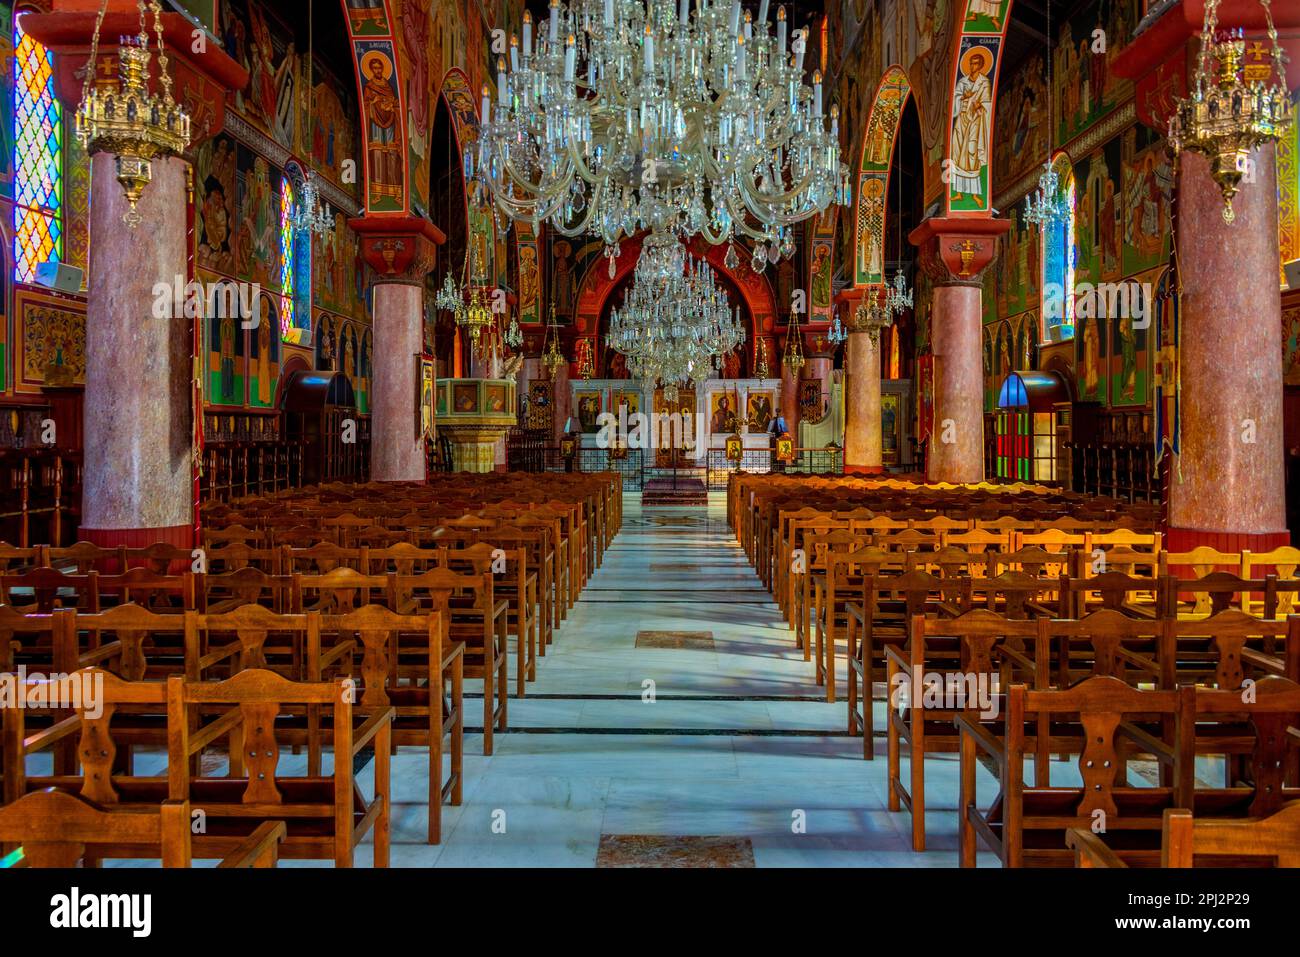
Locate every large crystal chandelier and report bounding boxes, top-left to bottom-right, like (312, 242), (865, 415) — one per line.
(472, 0), (850, 260)
(1168, 0), (1292, 224)
(609, 232), (743, 400)
(75, 0), (191, 228)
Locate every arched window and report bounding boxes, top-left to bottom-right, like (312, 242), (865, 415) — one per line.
(1041, 152), (1076, 344)
(279, 164), (313, 342)
(278, 176), (296, 339)
(13, 12), (63, 284)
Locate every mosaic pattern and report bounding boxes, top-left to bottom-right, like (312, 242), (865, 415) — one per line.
(13, 18), (62, 284)
(596, 835), (755, 868)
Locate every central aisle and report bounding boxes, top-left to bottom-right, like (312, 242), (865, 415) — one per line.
(382, 493), (989, 867)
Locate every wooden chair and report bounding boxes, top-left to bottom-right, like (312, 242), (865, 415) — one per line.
(887, 610), (1045, 851)
(167, 670), (393, 867)
(956, 677), (1191, 867)
(0, 789), (286, 868)
(314, 606), (463, 843)
(392, 569), (508, 755)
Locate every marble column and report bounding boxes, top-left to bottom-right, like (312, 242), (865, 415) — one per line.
(780, 353), (800, 436)
(844, 325), (883, 474)
(909, 218), (1010, 485)
(370, 282), (427, 482)
(81, 155), (193, 548)
(351, 217), (444, 484)
(1167, 145), (1288, 551)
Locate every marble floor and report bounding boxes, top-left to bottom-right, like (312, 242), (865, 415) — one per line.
(365, 492), (1002, 868)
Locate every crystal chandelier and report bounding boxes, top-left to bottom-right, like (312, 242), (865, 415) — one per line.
(1024, 161), (1069, 229)
(1168, 0), (1292, 224)
(541, 305), (568, 379)
(291, 172), (334, 237)
(435, 246), (495, 351)
(290, 0), (332, 238)
(609, 231), (743, 395)
(75, 0), (191, 228)
(883, 268), (913, 319)
(472, 0), (850, 258)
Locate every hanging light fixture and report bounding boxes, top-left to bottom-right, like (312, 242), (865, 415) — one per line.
(852, 288), (893, 345)
(1168, 0), (1292, 224)
(292, 2), (334, 237)
(472, 0), (850, 259)
(1024, 5), (1069, 230)
(435, 243), (495, 351)
(783, 311), (805, 377)
(608, 230), (743, 396)
(541, 304), (568, 380)
(884, 267), (913, 319)
(75, 0), (191, 228)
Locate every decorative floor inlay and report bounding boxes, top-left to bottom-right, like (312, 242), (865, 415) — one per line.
(635, 630), (716, 649)
(596, 835), (756, 868)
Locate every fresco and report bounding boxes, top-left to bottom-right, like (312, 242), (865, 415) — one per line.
(947, 35), (999, 214)
(993, 49), (1049, 193)
(15, 290), (84, 393)
(1052, 0), (1137, 148)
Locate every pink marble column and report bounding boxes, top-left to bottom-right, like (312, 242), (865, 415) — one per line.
(780, 357), (800, 435)
(910, 217), (1010, 486)
(81, 154), (193, 548)
(370, 282), (427, 482)
(1167, 145), (1288, 551)
(845, 330), (883, 474)
(928, 284), (985, 484)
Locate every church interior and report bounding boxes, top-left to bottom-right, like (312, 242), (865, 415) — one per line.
(1, 0), (1300, 888)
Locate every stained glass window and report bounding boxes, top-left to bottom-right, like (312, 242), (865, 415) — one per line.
(279, 177), (295, 338)
(1041, 153), (1076, 343)
(13, 14), (63, 284)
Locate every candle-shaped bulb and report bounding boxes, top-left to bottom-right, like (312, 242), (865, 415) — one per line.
(497, 57), (507, 102)
(564, 34), (577, 81)
(550, 0), (560, 41)
(644, 24), (655, 72)
(481, 83), (491, 120)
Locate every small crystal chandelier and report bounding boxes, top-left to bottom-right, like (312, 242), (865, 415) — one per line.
(884, 268), (913, 319)
(1168, 0), (1292, 224)
(291, 172), (334, 237)
(290, 0), (332, 238)
(541, 305), (567, 380)
(1024, 161), (1069, 229)
(435, 246), (494, 351)
(75, 0), (191, 228)
(503, 309), (524, 349)
(827, 312), (848, 347)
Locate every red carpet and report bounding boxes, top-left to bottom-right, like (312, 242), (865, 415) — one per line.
(642, 477), (708, 507)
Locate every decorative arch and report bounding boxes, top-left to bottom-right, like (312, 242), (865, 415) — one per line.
(340, 0), (410, 215)
(944, 0), (1014, 217)
(853, 66), (912, 288)
(573, 235), (780, 338)
(437, 67), (500, 287)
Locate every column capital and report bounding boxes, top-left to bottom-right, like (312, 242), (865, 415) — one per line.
(908, 217), (1011, 288)
(349, 216), (447, 285)
(21, 5), (249, 145)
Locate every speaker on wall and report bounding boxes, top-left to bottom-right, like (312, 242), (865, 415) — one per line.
(34, 261), (85, 294)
